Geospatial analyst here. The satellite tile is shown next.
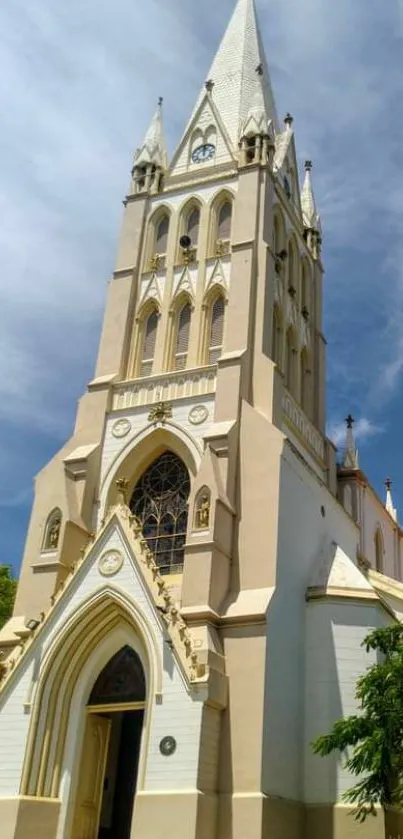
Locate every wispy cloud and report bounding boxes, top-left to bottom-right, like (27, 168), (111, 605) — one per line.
(327, 418), (384, 450)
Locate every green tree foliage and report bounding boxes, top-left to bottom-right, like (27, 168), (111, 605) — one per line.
(312, 625), (403, 826)
(0, 565), (17, 629)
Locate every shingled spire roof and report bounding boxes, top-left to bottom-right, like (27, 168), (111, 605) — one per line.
(183, 0), (279, 151)
(134, 98), (167, 169)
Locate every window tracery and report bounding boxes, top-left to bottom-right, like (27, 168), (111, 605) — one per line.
(130, 452), (190, 575)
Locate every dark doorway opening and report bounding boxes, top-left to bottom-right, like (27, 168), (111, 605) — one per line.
(98, 709), (144, 839)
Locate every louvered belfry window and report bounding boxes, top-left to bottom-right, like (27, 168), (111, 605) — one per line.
(187, 207), (200, 246)
(130, 452), (191, 575)
(156, 215), (169, 254)
(218, 201), (232, 241)
(175, 303), (191, 371)
(140, 309), (158, 377)
(208, 296), (225, 364)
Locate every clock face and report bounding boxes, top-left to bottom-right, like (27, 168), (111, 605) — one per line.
(192, 143), (215, 164)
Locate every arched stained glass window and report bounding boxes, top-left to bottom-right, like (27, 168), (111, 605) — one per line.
(140, 309), (158, 377)
(208, 295), (225, 364)
(130, 452), (190, 575)
(174, 303), (191, 370)
(217, 201), (232, 241)
(89, 646), (146, 706)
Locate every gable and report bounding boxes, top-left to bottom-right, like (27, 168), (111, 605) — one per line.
(170, 94), (235, 178)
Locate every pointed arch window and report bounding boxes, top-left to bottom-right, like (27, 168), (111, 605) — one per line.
(155, 214), (169, 255)
(208, 295), (225, 364)
(174, 302), (192, 370)
(374, 528), (384, 573)
(217, 201), (232, 242)
(300, 349), (312, 417)
(285, 328), (298, 396)
(130, 452), (191, 575)
(140, 308), (159, 377)
(271, 306), (283, 369)
(186, 207), (200, 247)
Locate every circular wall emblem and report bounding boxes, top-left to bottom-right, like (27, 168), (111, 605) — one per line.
(159, 736), (177, 757)
(188, 405), (209, 426)
(98, 550), (124, 577)
(112, 418), (132, 439)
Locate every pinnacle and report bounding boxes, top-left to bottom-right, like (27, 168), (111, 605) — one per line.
(301, 161), (321, 232)
(134, 98), (167, 170)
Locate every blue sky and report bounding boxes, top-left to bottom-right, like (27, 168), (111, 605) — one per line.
(1, 0), (403, 575)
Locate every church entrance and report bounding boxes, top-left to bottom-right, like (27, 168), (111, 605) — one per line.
(71, 646), (146, 839)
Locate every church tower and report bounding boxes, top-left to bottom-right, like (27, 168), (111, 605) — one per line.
(0, 3), (376, 839)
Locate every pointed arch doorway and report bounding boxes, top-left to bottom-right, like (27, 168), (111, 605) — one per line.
(71, 646), (146, 839)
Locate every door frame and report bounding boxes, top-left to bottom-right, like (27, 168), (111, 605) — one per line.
(71, 701), (146, 839)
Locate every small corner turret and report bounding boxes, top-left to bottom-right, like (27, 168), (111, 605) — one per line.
(131, 97), (168, 196)
(301, 159), (322, 259)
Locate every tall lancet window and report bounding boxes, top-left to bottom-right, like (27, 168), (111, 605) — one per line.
(174, 302), (191, 370)
(208, 295), (225, 364)
(374, 528), (384, 573)
(285, 328), (298, 396)
(218, 201), (232, 242)
(155, 214), (169, 255)
(140, 308), (158, 377)
(272, 307), (283, 369)
(130, 452), (191, 575)
(186, 207), (200, 248)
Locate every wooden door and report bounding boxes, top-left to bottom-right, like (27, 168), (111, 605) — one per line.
(72, 714), (111, 839)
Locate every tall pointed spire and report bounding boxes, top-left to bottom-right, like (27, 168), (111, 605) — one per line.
(301, 161), (321, 232)
(133, 97), (167, 170)
(183, 0), (279, 151)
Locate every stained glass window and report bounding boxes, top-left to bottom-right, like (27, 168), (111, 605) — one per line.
(130, 452), (190, 575)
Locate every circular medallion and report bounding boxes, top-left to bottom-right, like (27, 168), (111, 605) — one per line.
(188, 405), (209, 426)
(159, 736), (177, 757)
(98, 550), (124, 578)
(112, 418), (132, 439)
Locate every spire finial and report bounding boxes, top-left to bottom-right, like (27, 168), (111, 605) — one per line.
(284, 112), (294, 128)
(385, 477), (398, 522)
(158, 96), (163, 107)
(346, 414), (355, 429)
(305, 160), (313, 172)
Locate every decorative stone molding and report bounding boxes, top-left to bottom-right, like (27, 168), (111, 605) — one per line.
(112, 418), (132, 439)
(98, 550), (124, 577)
(0, 506), (207, 694)
(113, 367), (216, 411)
(189, 405), (209, 426)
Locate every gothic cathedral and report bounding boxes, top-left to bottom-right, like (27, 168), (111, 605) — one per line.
(1, 2), (402, 839)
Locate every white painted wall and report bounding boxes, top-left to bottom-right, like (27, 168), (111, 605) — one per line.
(262, 443), (361, 801)
(304, 600), (389, 803)
(360, 485), (399, 578)
(0, 523), (205, 803)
